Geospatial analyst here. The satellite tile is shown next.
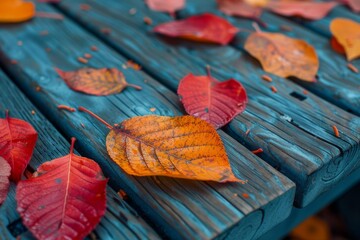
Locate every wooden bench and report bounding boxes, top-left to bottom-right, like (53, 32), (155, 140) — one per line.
(0, 0), (359, 239)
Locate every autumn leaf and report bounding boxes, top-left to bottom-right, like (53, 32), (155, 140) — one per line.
(55, 68), (142, 96)
(244, 31), (319, 81)
(330, 37), (345, 54)
(0, 157), (11, 205)
(178, 67), (247, 129)
(341, 0), (360, 13)
(16, 138), (108, 240)
(266, 1), (338, 20)
(330, 18), (360, 61)
(217, 0), (263, 19)
(0, 0), (35, 23)
(78, 107), (243, 183)
(145, 0), (185, 14)
(153, 13), (239, 45)
(0, 111), (38, 182)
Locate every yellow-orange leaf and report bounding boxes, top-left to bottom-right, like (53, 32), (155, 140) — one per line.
(79, 107), (242, 183)
(0, 0), (35, 23)
(244, 32), (318, 81)
(330, 18), (360, 61)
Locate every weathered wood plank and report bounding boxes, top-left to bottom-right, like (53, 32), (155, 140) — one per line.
(0, 70), (160, 240)
(55, 0), (360, 207)
(0, 4), (295, 240)
(180, 0), (360, 116)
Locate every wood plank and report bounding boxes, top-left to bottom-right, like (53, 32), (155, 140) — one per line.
(0, 4), (295, 240)
(179, 0), (360, 116)
(55, 0), (360, 207)
(0, 70), (160, 240)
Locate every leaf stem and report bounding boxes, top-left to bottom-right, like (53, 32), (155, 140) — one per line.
(5, 110), (9, 119)
(206, 65), (212, 77)
(70, 137), (76, 155)
(78, 106), (113, 129)
(36, 12), (64, 20)
(126, 83), (142, 90)
(252, 22), (262, 33)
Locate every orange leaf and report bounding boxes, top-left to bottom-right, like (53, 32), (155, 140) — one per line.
(145, 0), (185, 14)
(330, 18), (360, 61)
(244, 32), (319, 81)
(266, 1), (338, 20)
(330, 37), (345, 54)
(0, 0), (35, 23)
(217, 0), (263, 19)
(55, 68), (142, 96)
(79, 107), (243, 183)
(153, 13), (239, 45)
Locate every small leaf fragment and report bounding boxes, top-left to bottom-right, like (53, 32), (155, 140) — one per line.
(244, 32), (319, 81)
(55, 68), (142, 96)
(154, 13), (239, 45)
(330, 18), (360, 61)
(0, 0), (35, 23)
(145, 0), (185, 14)
(16, 138), (108, 240)
(0, 157), (11, 205)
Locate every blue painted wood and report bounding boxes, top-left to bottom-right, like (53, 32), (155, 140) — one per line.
(180, 0), (360, 116)
(55, 0), (360, 207)
(0, 4), (295, 240)
(0, 70), (160, 239)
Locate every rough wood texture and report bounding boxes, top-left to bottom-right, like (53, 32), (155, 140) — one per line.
(55, 0), (360, 207)
(180, 0), (360, 116)
(0, 4), (295, 240)
(0, 71), (160, 240)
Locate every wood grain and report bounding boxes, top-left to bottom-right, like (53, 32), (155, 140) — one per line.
(0, 71), (160, 240)
(55, 0), (360, 207)
(0, 4), (295, 240)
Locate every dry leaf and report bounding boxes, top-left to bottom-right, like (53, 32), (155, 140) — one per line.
(154, 13), (239, 45)
(178, 68), (247, 129)
(55, 68), (142, 96)
(0, 0), (35, 23)
(244, 31), (319, 81)
(145, 0), (185, 14)
(330, 37), (345, 54)
(330, 18), (360, 61)
(79, 107), (243, 183)
(266, 1), (338, 20)
(0, 157), (11, 205)
(217, 0), (263, 19)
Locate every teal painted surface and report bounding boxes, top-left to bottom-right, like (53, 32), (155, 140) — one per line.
(0, 4), (295, 240)
(55, 0), (360, 207)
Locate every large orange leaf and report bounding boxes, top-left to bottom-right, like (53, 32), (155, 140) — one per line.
(16, 138), (108, 240)
(330, 18), (360, 61)
(217, 0), (263, 19)
(145, 0), (185, 14)
(0, 112), (38, 182)
(153, 13), (239, 45)
(244, 31), (319, 81)
(178, 69), (247, 129)
(0, 0), (35, 23)
(79, 107), (243, 183)
(266, 1), (338, 20)
(0, 157), (11, 205)
(55, 68), (142, 96)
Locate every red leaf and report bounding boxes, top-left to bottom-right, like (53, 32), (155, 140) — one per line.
(0, 112), (37, 182)
(154, 13), (239, 45)
(16, 138), (108, 240)
(145, 0), (185, 14)
(177, 68), (248, 129)
(217, 0), (263, 19)
(266, 1), (338, 20)
(0, 157), (11, 205)
(341, 0), (360, 12)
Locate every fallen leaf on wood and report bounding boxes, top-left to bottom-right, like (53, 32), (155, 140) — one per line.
(0, 0), (35, 23)
(178, 67), (247, 129)
(330, 18), (360, 61)
(16, 138), (108, 240)
(145, 0), (185, 14)
(55, 68), (142, 96)
(330, 37), (345, 54)
(154, 13), (239, 45)
(217, 0), (263, 19)
(340, 0), (360, 13)
(244, 31), (319, 81)
(266, 1), (338, 20)
(245, 0), (268, 7)
(79, 107), (243, 183)
(0, 111), (37, 182)
(0, 157), (11, 205)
